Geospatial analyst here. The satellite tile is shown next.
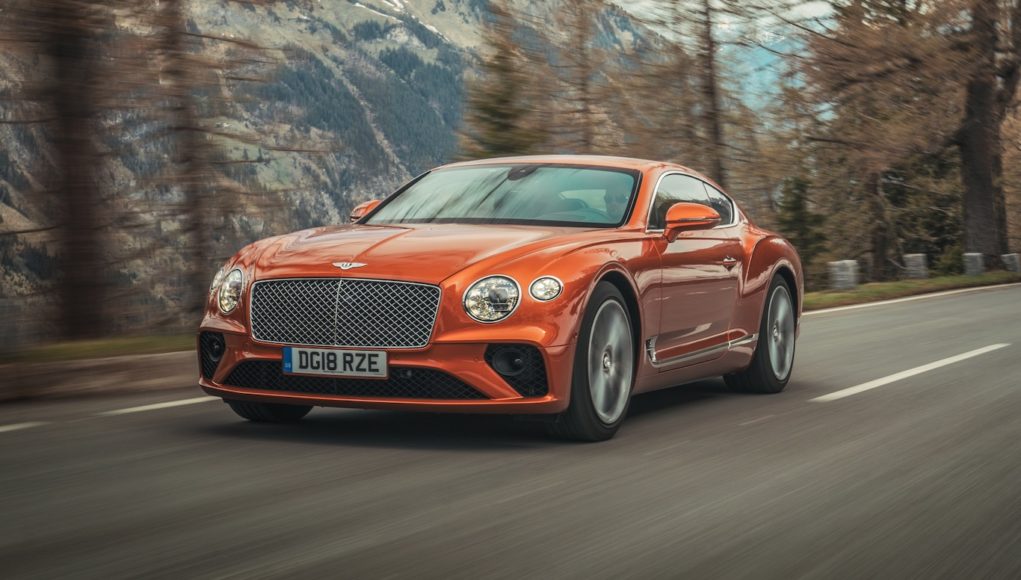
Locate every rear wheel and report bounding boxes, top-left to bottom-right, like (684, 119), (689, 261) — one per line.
(226, 400), (312, 423)
(547, 282), (635, 442)
(725, 275), (796, 394)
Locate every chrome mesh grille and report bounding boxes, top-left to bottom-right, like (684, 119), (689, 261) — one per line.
(250, 278), (441, 348)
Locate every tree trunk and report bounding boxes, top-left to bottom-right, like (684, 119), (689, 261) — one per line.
(958, 0), (1007, 265)
(866, 172), (895, 281)
(47, 1), (106, 340)
(566, 0), (596, 152)
(700, 0), (727, 189)
(992, 144), (1009, 253)
(158, 0), (212, 319)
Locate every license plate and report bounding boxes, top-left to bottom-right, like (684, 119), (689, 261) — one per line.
(282, 347), (387, 378)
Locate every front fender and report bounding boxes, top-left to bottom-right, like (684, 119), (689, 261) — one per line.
(433, 235), (652, 348)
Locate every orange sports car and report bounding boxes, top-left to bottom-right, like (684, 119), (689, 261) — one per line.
(198, 155), (802, 441)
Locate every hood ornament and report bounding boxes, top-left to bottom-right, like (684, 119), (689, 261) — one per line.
(333, 261), (367, 270)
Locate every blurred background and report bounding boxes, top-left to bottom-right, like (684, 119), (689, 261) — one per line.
(3, 4), (1021, 577)
(1, 0), (1019, 352)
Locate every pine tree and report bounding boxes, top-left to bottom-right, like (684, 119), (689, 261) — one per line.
(459, 1), (549, 158)
(776, 176), (827, 272)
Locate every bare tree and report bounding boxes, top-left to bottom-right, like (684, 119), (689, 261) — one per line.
(699, 0), (728, 189)
(955, 0), (1021, 265)
(155, 0), (220, 320)
(790, 0), (964, 278)
(552, 0), (606, 153)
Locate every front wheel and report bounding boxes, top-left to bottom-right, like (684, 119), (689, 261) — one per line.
(725, 275), (796, 394)
(226, 400), (312, 423)
(547, 282), (635, 442)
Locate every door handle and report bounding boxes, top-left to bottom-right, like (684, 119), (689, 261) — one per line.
(722, 256), (738, 270)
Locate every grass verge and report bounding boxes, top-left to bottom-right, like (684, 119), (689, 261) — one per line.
(803, 271), (1020, 311)
(2, 334), (195, 365)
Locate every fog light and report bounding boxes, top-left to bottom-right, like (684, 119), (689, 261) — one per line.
(207, 337), (224, 362)
(199, 332), (226, 380)
(489, 346), (528, 377)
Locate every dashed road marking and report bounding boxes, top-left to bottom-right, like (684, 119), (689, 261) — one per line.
(738, 414), (775, 427)
(0, 422), (48, 434)
(643, 439), (690, 456)
(810, 344), (1010, 402)
(97, 396), (218, 416)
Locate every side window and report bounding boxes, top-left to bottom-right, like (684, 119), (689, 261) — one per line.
(702, 183), (735, 225)
(650, 174), (710, 229)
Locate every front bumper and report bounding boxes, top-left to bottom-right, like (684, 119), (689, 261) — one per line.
(197, 331), (573, 414)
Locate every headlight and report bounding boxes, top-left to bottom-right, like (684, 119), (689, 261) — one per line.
(529, 276), (563, 301)
(209, 266), (227, 295)
(217, 269), (244, 314)
(463, 276), (520, 322)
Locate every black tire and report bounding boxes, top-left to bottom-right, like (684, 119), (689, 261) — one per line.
(725, 275), (796, 394)
(226, 400), (312, 423)
(546, 282), (635, 442)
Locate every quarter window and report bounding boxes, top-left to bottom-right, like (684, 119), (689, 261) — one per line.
(702, 183), (735, 225)
(649, 174), (710, 229)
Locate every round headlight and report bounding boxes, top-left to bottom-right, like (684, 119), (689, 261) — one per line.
(529, 276), (563, 301)
(463, 276), (520, 322)
(218, 269), (244, 314)
(209, 267), (227, 295)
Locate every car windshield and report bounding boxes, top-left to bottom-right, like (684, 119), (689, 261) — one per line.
(365, 164), (639, 227)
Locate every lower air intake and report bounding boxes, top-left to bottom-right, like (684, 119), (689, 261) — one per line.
(484, 344), (549, 397)
(198, 332), (225, 380)
(223, 361), (487, 400)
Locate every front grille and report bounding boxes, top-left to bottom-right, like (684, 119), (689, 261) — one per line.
(223, 361), (487, 400)
(250, 278), (441, 348)
(485, 344), (549, 397)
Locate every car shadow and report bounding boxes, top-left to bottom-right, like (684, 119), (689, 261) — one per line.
(198, 409), (555, 452)
(627, 379), (734, 421)
(196, 379), (735, 451)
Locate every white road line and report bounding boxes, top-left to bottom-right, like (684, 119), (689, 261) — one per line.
(738, 414), (775, 427)
(804, 282), (1021, 316)
(642, 439), (690, 456)
(97, 396), (218, 416)
(0, 421), (48, 434)
(810, 344), (1011, 402)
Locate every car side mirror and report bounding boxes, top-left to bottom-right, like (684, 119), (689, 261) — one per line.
(663, 202), (721, 241)
(349, 199), (381, 223)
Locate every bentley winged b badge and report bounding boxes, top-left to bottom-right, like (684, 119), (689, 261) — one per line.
(332, 262), (367, 270)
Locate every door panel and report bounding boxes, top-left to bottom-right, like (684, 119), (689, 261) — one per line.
(653, 232), (741, 366)
(647, 173), (743, 368)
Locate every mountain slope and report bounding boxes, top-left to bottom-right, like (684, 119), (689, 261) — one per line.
(0, 0), (649, 340)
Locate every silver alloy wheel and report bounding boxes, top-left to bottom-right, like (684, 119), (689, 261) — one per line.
(766, 285), (796, 381)
(587, 300), (634, 424)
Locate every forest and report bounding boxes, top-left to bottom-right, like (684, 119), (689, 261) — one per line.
(1, 0), (1019, 347)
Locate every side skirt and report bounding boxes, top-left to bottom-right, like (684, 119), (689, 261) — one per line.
(645, 333), (758, 370)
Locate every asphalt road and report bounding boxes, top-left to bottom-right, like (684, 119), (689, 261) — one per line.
(2, 285), (1020, 579)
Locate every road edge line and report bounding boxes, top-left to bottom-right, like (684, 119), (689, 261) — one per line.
(804, 282), (1021, 316)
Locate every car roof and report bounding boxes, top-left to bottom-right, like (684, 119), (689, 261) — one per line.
(438, 154), (703, 176)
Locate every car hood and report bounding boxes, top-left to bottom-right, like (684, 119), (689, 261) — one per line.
(253, 223), (592, 284)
